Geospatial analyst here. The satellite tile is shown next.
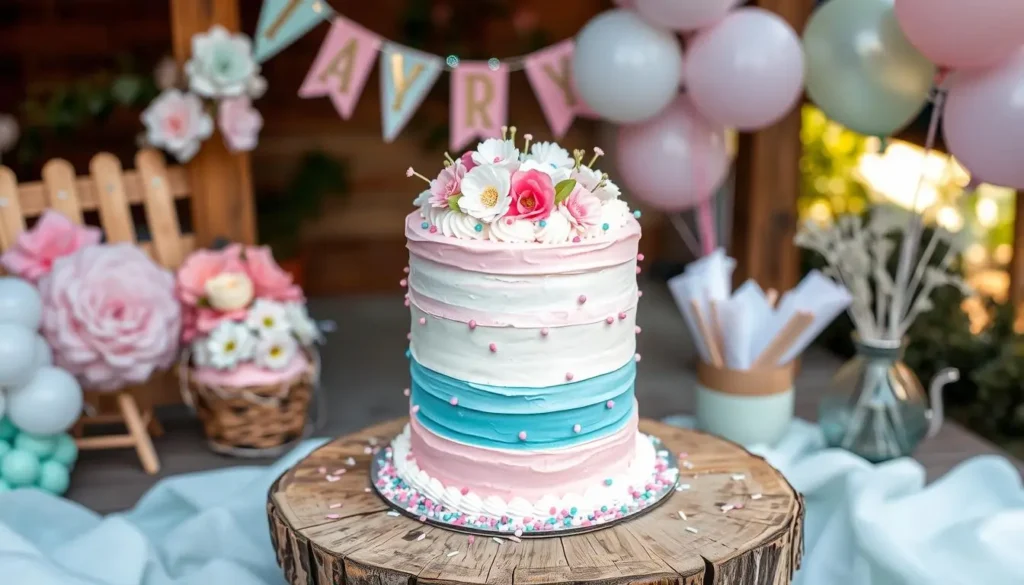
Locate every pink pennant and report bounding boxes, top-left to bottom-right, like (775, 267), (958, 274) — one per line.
(299, 16), (381, 119)
(450, 62), (509, 151)
(523, 41), (594, 137)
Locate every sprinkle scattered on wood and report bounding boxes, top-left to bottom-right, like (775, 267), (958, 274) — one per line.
(447, 551), (460, 557)
(685, 526), (699, 534)
(751, 493), (763, 500)
(677, 510), (688, 521)
(387, 511), (400, 517)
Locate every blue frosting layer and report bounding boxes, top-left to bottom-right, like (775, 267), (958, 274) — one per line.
(410, 358), (635, 449)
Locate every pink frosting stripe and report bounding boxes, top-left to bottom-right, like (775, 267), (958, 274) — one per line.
(408, 288), (638, 327)
(405, 212), (641, 275)
(409, 410), (638, 501)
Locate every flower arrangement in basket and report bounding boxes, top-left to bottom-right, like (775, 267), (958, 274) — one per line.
(176, 244), (321, 455)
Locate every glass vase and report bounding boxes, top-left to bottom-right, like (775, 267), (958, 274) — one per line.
(818, 337), (958, 463)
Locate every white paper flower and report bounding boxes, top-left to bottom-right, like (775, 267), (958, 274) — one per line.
(518, 160), (571, 185)
(459, 165), (512, 223)
(254, 331), (298, 370)
(204, 321), (255, 370)
(471, 138), (520, 172)
(186, 25), (264, 98)
(285, 302), (322, 346)
(525, 141), (574, 169)
(247, 298), (290, 335)
(573, 165), (620, 201)
(141, 89), (213, 162)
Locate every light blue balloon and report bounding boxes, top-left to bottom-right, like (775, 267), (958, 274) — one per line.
(0, 323), (38, 388)
(37, 460), (69, 494)
(6, 367), (83, 436)
(50, 434), (79, 467)
(0, 277), (42, 331)
(15, 433), (57, 459)
(1, 449), (40, 487)
(0, 479), (10, 493)
(34, 335), (53, 370)
(0, 417), (17, 441)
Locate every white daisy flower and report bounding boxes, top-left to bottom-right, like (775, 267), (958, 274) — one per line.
(518, 160), (571, 185)
(285, 302), (322, 346)
(246, 298), (290, 335)
(204, 321), (255, 370)
(471, 138), (520, 172)
(525, 141), (574, 169)
(254, 331), (299, 370)
(572, 165), (620, 201)
(459, 164), (512, 223)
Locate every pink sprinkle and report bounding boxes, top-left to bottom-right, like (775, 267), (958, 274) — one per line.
(578, 295), (587, 304)
(540, 328), (549, 336)
(605, 316), (614, 324)
(450, 397), (459, 406)
(403, 388), (410, 396)
(461, 487), (470, 495)
(518, 430), (528, 441)
(606, 400), (615, 409)
(326, 514), (340, 519)
(406, 332), (412, 340)
(400, 279), (408, 287)
(636, 266), (641, 274)
(317, 467), (327, 474)
(468, 320), (477, 330)
(404, 299), (410, 307)
(573, 423), (581, 433)
(489, 343), (497, 352)
(560, 509), (570, 517)
(678, 452), (688, 459)
(638, 290), (644, 298)
(506, 218), (513, 225)
(419, 317), (427, 325)
(637, 253), (645, 261)
(468, 535), (475, 544)
(514, 529), (523, 537)
(634, 353), (642, 362)
(549, 507), (557, 515)
(403, 266), (410, 274)
(635, 326), (642, 334)
(572, 236), (581, 243)
(565, 372), (574, 381)
(412, 405), (420, 414)
(429, 226), (438, 234)
(419, 515), (427, 521)
(523, 516), (534, 523)
(619, 312), (628, 320)
(582, 520), (592, 527)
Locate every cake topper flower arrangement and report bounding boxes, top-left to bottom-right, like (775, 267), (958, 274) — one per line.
(406, 127), (637, 244)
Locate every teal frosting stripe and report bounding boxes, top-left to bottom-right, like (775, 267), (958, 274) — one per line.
(410, 358), (636, 449)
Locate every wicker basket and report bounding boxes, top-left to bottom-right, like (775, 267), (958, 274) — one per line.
(182, 354), (317, 457)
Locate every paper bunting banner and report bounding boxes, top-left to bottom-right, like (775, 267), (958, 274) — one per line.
(450, 62), (510, 151)
(380, 44), (443, 143)
(253, 0), (333, 63)
(299, 16), (381, 119)
(523, 41), (594, 138)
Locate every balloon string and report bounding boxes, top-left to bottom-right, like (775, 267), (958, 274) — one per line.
(697, 199), (717, 256)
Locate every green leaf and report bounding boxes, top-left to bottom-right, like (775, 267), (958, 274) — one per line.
(448, 194), (463, 213)
(554, 179), (576, 205)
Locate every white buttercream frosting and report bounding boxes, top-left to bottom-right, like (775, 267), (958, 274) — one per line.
(534, 209), (575, 244)
(586, 199), (633, 239)
(488, 218), (536, 243)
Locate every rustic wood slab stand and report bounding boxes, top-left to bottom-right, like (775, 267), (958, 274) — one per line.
(268, 418), (804, 585)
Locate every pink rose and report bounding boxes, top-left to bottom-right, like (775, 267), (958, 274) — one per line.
(218, 96), (263, 153)
(429, 160), (467, 208)
(563, 184), (602, 228)
(242, 246), (303, 302)
(0, 210), (101, 284)
(507, 169), (556, 221)
(39, 243), (181, 392)
(176, 244), (246, 306)
(459, 151), (477, 171)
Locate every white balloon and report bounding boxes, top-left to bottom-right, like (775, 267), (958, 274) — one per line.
(0, 323), (39, 388)
(7, 367), (83, 435)
(34, 335), (53, 370)
(0, 277), (42, 331)
(573, 9), (684, 124)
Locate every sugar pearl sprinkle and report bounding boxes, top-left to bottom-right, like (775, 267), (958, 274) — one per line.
(419, 317), (427, 325)
(371, 436), (678, 535)
(468, 320), (477, 330)
(578, 295), (587, 304)
(605, 316), (614, 324)
(489, 343), (498, 352)
(606, 400), (615, 409)
(403, 388), (410, 396)
(565, 372), (574, 381)
(449, 397), (459, 406)
(573, 424), (582, 433)
(540, 328), (549, 336)
(618, 312), (627, 320)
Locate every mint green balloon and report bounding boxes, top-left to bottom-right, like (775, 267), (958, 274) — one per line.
(1, 450), (39, 487)
(15, 434), (57, 459)
(0, 418), (17, 441)
(37, 460), (70, 494)
(0, 440), (10, 462)
(0, 479), (11, 493)
(803, 0), (935, 136)
(50, 434), (79, 467)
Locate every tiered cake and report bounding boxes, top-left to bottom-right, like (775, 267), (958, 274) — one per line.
(387, 131), (675, 531)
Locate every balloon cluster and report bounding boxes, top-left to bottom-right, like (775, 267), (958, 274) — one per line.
(573, 2), (804, 214)
(0, 277), (84, 494)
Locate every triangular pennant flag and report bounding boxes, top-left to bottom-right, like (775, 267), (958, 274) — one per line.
(379, 43), (443, 143)
(523, 40), (595, 137)
(299, 16), (381, 119)
(450, 62), (509, 151)
(253, 0), (333, 63)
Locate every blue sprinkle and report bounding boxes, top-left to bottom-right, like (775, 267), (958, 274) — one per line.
(539, 220), (547, 228)
(563, 518), (572, 527)
(421, 221), (430, 229)
(602, 223), (610, 231)
(601, 505), (608, 513)
(633, 210), (642, 219)
(620, 505), (628, 514)
(550, 163), (558, 169)
(604, 478), (613, 486)
(548, 518), (557, 524)
(474, 223), (483, 232)
(570, 507), (578, 515)
(525, 525), (534, 532)
(405, 348), (411, 359)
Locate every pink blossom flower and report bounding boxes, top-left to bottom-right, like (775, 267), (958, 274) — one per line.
(141, 89), (213, 162)
(507, 169), (555, 221)
(218, 96), (263, 152)
(176, 244), (246, 306)
(563, 184), (602, 228)
(0, 210), (101, 283)
(429, 160), (467, 208)
(242, 246), (303, 302)
(39, 243), (181, 392)
(459, 151), (477, 171)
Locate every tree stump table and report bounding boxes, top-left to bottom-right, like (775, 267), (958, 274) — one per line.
(268, 419), (804, 585)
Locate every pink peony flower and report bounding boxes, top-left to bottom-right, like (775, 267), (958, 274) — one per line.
(0, 210), (101, 283)
(459, 150), (477, 171)
(242, 246), (303, 302)
(429, 160), (467, 208)
(39, 243), (181, 392)
(176, 244), (246, 306)
(218, 96), (263, 153)
(507, 169), (555, 221)
(563, 184), (602, 228)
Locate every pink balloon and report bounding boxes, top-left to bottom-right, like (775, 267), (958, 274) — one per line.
(634, 0), (743, 32)
(616, 95), (730, 212)
(943, 48), (1024, 190)
(685, 8), (804, 131)
(894, 0), (1024, 69)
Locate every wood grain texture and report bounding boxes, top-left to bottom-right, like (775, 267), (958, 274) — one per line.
(269, 418), (803, 585)
(42, 158), (85, 223)
(89, 153), (138, 243)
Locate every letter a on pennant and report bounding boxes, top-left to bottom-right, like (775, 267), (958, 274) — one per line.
(450, 62), (509, 151)
(379, 44), (443, 143)
(299, 16), (381, 119)
(254, 0), (333, 63)
(523, 41), (594, 138)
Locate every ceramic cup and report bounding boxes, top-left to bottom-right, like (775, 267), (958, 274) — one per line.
(695, 361), (795, 447)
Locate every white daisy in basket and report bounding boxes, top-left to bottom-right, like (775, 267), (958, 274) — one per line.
(471, 138), (520, 172)
(255, 331), (299, 370)
(524, 141), (574, 169)
(285, 302), (322, 346)
(459, 165), (512, 223)
(205, 321), (255, 370)
(246, 298), (290, 335)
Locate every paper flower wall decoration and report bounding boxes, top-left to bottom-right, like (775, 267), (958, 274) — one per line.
(218, 97), (264, 153)
(141, 89), (213, 162)
(186, 25), (266, 99)
(0, 210), (102, 284)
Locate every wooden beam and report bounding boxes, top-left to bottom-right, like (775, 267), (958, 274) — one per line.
(169, 0), (256, 247)
(730, 0), (816, 292)
(1010, 191), (1024, 319)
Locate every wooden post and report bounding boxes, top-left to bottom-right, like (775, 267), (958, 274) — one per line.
(169, 0), (257, 247)
(1010, 190), (1024, 325)
(729, 0), (815, 291)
